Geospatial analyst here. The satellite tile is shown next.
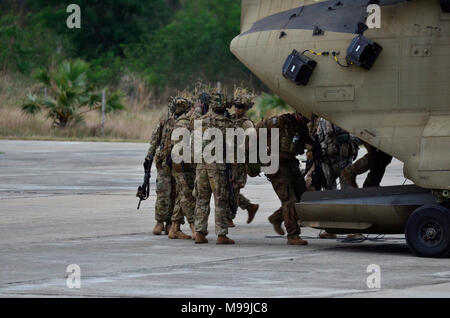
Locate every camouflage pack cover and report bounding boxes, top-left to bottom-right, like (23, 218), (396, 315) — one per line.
(168, 92), (193, 116)
(210, 92), (227, 112)
(232, 87), (255, 109)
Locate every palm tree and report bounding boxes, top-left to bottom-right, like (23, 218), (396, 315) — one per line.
(21, 59), (125, 128)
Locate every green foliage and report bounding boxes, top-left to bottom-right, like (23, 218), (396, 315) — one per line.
(259, 93), (290, 113)
(21, 0), (177, 85)
(2, 0), (264, 96)
(248, 93), (292, 121)
(126, 0), (249, 91)
(27, 0), (173, 58)
(21, 59), (125, 128)
(0, 14), (68, 74)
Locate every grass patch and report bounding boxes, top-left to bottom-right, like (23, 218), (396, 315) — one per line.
(1, 71), (290, 143)
(0, 72), (163, 142)
(0, 107), (163, 142)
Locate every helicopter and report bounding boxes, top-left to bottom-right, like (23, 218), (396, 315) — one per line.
(230, 0), (450, 257)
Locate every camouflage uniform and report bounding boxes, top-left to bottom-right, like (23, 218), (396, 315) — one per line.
(315, 118), (358, 190)
(158, 96), (199, 239)
(305, 115), (319, 191)
(171, 108), (196, 226)
(228, 110), (257, 221)
(145, 113), (177, 232)
(257, 113), (313, 244)
(343, 143), (392, 188)
(189, 94), (211, 220)
(194, 95), (234, 241)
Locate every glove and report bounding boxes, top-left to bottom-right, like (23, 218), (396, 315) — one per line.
(144, 155), (153, 171)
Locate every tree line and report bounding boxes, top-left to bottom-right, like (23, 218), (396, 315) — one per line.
(0, 0), (263, 95)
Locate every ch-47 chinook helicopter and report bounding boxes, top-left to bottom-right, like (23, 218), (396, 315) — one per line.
(230, 0), (450, 257)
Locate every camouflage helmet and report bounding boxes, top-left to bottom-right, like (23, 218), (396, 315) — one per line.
(232, 87), (255, 109)
(210, 92), (227, 112)
(193, 81), (213, 103)
(168, 95), (193, 116)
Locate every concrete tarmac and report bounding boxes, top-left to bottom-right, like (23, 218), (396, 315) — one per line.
(0, 140), (449, 298)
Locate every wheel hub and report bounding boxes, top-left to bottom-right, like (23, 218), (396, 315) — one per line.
(425, 228), (437, 240)
(420, 221), (442, 244)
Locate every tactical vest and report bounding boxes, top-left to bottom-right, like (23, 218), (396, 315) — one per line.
(197, 111), (233, 169)
(262, 115), (307, 157)
(171, 113), (193, 172)
(231, 114), (254, 130)
(316, 118), (356, 162)
(230, 114), (256, 164)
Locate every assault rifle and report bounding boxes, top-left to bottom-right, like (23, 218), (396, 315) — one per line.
(225, 163), (238, 216)
(199, 92), (210, 115)
(136, 155), (153, 210)
(304, 138), (327, 191)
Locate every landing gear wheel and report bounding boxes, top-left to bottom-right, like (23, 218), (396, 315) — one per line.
(405, 204), (450, 258)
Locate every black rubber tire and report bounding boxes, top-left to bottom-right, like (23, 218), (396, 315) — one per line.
(442, 0), (450, 13)
(405, 204), (450, 258)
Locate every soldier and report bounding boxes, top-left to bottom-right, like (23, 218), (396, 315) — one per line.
(256, 112), (313, 245)
(339, 142), (392, 241)
(308, 117), (359, 239)
(315, 118), (359, 191)
(228, 87), (259, 227)
(144, 99), (178, 235)
(193, 92), (235, 244)
(341, 143), (393, 188)
(304, 114), (320, 191)
(189, 90), (212, 235)
(168, 95), (196, 240)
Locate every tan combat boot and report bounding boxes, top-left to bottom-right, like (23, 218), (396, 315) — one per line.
(194, 232), (208, 244)
(189, 223), (196, 240)
(287, 236), (308, 246)
(168, 223), (192, 240)
(246, 203), (259, 224)
(153, 222), (164, 235)
(227, 219), (236, 228)
(268, 217), (285, 236)
(168, 223), (177, 239)
(341, 168), (358, 189)
(175, 224), (192, 240)
(216, 235), (235, 245)
(319, 231), (337, 239)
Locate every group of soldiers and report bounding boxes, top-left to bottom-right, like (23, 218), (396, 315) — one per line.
(140, 86), (259, 245)
(138, 85), (392, 246)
